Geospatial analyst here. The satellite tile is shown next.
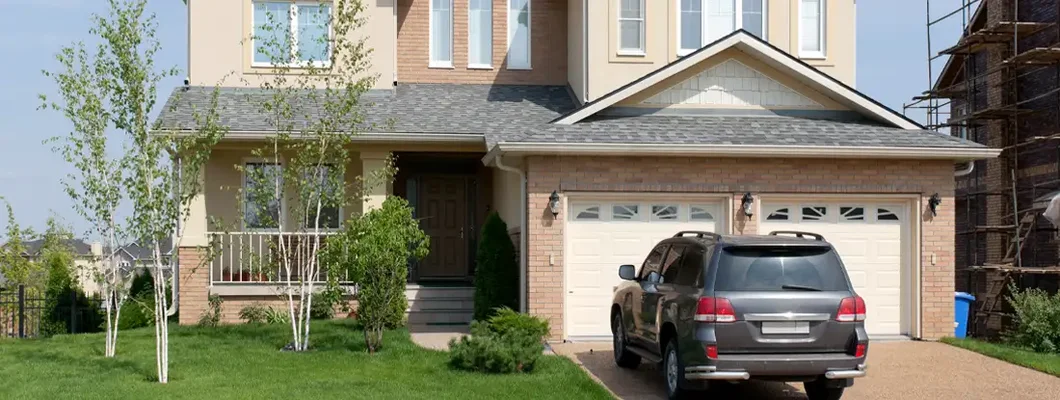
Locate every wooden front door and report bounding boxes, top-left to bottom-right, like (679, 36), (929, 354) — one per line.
(417, 175), (469, 279)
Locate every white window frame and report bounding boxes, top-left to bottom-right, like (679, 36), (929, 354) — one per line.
(798, 0), (826, 59)
(251, 1), (333, 68)
(467, 0), (493, 69)
(429, 0), (455, 68)
(617, 0), (646, 56)
(242, 159), (286, 232)
(676, 0), (767, 57)
(507, 0), (532, 70)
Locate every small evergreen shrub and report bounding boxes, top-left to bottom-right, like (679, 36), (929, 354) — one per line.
(198, 294), (223, 327)
(239, 303), (270, 324)
(473, 213), (519, 321)
(448, 308), (550, 374)
(1006, 284), (1060, 353)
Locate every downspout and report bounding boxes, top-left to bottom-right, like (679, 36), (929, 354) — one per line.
(166, 155), (182, 317)
(955, 162), (975, 177)
(495, 154), (528, 313)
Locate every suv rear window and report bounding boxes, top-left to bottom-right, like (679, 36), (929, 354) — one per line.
(714, 246), (849, 292)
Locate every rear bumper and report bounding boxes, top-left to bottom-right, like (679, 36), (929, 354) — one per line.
(684, 353), (867, 381)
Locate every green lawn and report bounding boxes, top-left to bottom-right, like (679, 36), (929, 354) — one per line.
(0, 321), (613, 400)
(941, 337), (1060, 378)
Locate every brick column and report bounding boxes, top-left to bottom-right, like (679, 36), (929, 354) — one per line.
(921, 193), (957, 340)
(984, 0), (1013, 264)
(733, 193), (757, 235)
(177, 246), (209, 325)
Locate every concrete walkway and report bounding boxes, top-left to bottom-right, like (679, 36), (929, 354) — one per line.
(408, 324), (468, 351)
(551, 340), (1060, 400)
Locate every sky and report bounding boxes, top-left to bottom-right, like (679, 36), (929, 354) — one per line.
(0, 0), (972, 239)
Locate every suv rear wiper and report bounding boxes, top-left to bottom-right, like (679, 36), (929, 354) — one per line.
(781, 284), (822, 292)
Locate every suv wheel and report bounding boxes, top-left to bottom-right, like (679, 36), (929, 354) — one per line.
(804, 380), (845, 400)
(663, 341), (690, 400)
(612, 313), (640, 368)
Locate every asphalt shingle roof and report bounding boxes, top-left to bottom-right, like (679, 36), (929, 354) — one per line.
(513, 114), (987, 148)
(155, 83), (985, 150)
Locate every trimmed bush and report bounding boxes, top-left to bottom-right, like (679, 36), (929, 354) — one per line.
(1006, 284), (1060, 353)
(448, 308), (550, 374)
(41, 249), (103, 336)
(198, 294), (223, 327)
(473, 213), (519, 320)
(239, 303), (270, 324)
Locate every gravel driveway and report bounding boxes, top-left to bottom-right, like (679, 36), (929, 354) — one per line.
(552, 340), (1060, 400)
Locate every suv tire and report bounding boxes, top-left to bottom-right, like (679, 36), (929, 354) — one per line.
(612, 313), (640, 369)
(663, 340), (691, 400)
(804, 380), (845, 400)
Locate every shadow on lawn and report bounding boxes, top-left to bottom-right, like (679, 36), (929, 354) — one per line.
(12, 346), (155, 382)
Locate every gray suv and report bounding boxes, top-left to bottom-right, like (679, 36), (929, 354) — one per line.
(610, 231), (867, 400)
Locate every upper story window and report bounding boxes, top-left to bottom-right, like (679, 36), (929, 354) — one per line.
(468, 0), (493, 68)
(507, 0), (531, 69)
(618, 0), (646, 55)
(430, 0), (454, 68)
(679, 0), (766, 56)
(253, 1), (332, 67)
(799, 0), (825, 58)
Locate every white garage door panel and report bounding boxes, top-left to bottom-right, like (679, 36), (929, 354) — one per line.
(760, 202), (909, 337)
(565, 200), (725, 340)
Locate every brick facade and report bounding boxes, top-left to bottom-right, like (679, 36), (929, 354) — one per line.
(177, 247), (210, 325)
(525, 156), (957, 340)
(397, 0), (568, 85)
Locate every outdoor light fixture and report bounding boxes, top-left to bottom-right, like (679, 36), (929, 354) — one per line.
(741, 192), (755, 217)
(548, 191), (561, 217)
(929, 193), (942, 217)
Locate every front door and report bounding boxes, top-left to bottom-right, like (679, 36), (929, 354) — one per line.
(417, 175), (469, 279)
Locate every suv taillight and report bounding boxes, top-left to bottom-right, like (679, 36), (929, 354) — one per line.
(695, 297), (736, 323)
(836, 296), (866, 322)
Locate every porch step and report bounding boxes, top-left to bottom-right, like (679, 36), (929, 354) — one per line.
(406, 309), (474, 325)
(406, 285), (475, 300)
(408, 298), (474, 312)
(405, 285), (474, 326)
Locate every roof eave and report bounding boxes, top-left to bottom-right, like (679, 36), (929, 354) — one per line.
(493, 142), (1001, 162)
(155, 130), (488, 144)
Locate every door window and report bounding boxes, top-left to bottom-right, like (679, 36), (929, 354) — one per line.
(661, 245), (686, 284)
(673, 246), (706, 287)
(640, 244), (669, 283)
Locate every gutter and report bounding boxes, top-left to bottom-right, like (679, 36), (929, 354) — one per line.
(955, 162), (975, 177)
(494, 142), (1003, 161)
(494, 155), (528, 314)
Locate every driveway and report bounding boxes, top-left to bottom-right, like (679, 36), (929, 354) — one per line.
(551, 340), (1060, 400)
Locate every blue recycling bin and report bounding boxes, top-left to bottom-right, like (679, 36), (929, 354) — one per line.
(955, 292), (976, 338)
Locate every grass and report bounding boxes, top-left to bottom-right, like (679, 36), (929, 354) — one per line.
(941, 337), (1060, 378)
(0, 320), (613, 400)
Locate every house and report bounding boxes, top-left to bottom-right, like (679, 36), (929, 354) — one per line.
(159, 0), (1000, 341)
(915, 0), (1060, 336)
(16, 238), (105, 295)
(111, 240), (174, 273)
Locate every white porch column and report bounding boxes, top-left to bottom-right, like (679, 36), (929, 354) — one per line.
(180, 166), (209, 247)
(360, 151), (391, 211)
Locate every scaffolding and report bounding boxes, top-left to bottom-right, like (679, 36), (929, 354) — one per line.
(903, 0), (1060, 337)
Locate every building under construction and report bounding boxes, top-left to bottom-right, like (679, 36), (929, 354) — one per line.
(906, 0), (1060, 337)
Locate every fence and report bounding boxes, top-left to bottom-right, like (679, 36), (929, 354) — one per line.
(0, 285), (105, 339)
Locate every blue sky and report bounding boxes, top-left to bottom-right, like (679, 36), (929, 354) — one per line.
(0, 0), (969, 238)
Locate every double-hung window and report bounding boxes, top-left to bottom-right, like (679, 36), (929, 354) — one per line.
(678, 0), (766, 56)
(468, 0), (493, 68)
(253, 1), (332, 67)
(618, 0), (645, 55)
(304, 165), (342, 230)
(243, 162), (283, 230)
(430, 0), (454, 67)
(507, 0), (531, 69)
(799, 0), (825, 58)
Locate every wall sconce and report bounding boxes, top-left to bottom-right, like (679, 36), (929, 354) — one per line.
(548, 191), (561, 217)
(929, 193), (941, 217)
(741, 192), (755, 217)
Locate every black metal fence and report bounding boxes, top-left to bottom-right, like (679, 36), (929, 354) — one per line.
(0, 285), (105, 339)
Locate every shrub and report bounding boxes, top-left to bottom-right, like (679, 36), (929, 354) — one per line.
(198, 294), (223, 327)
(41, 248), (103, 336)
(118, 270), (173, 330)
(1005, 284), (1060, 353)
(323, 196), (429, 353)
(473, 213), (519, 320)
(239, 303), (270, 324)
(265, 307), (290, 325)
(448, 308), (550, 374)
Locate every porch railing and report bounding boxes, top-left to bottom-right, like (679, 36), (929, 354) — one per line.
(207, 231), (351, 285)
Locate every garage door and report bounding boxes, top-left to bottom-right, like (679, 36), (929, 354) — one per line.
(759, 201), (910, 337)
(565, 199), (726, 340)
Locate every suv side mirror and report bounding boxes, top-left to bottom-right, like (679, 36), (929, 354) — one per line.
(618, 264), (637, 281)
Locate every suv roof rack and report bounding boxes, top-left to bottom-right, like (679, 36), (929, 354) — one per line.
(673, 231), (722, 240)
(768, 231), (826, 241)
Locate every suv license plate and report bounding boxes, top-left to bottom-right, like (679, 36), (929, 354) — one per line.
(761, 321), (810, 335)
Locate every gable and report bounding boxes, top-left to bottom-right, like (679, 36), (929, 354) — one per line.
(637, 59), (824, 109)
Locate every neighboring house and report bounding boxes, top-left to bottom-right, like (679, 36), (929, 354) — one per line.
(111, 240), (174, 272)
(159, 0), (1000, 341)
(17, 238), (105, 295)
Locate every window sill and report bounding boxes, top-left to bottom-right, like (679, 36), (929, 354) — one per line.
(676, 49), (696, 58)
(467, 64), (494, 70)
(428, 62), (455, 69)
(617, 50), (647, 57)
(799, 53), (827, 61)
(506, 65), (532, 71)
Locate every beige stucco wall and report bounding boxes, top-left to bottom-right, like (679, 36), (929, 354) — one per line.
(188, 0), (396, 90)
(583, 0), (855, 101)
(567, 0), (586, 103)
(492, 166), (523, 231)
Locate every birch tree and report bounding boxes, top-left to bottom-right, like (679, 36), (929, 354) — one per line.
(237, 0), (384, 351)
(41, 26), (126, 358)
